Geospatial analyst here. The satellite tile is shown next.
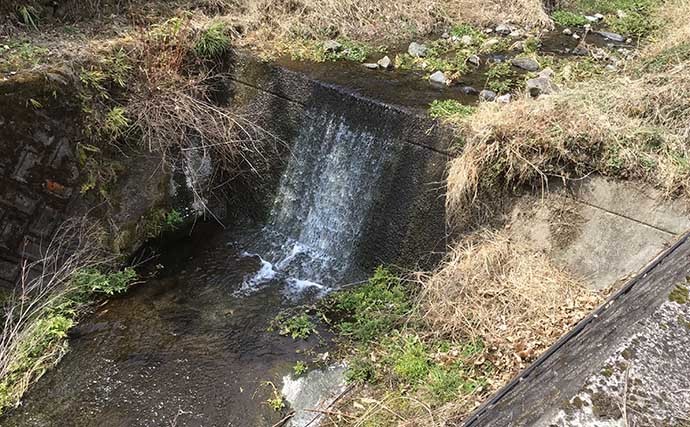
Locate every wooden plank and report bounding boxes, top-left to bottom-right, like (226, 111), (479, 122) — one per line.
(463, 232), (690, 426)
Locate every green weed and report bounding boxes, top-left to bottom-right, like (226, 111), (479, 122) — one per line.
(275, 313), (316, 340)
(164, 209), (184, 229)
(325, 39), (377, 62)
(0, 267), (137, 413)
(71, 268), (137, 296)
(104, 107), (130, 138)
(293, 360), (308, 376)
(485, 62), (520, 93)
(391, 335), (429, 384)
(328, 266), (410, 343)
(449, 24), (485, 43)
(194, 21), (231, 58)
(551, 10), (588, 27)
(428, 99), (476, 119)
(263, 381), (285, 411)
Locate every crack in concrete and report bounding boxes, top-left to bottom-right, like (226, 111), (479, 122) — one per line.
(567, 194), (678, 236)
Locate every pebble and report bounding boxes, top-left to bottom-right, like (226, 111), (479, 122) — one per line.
(429, 71), (448, 85)
(460, 35), (473, 46)
(573, 33), (581, 40)
(496, 94), (512, 103)
(467, 55), (481, 66)
(511, 57), (540, 72)
(495, 23), (513, 35)
(363, 63), (379, 69)
(377, 55), (392, 70)
(563, 28), (573, 35)
(479, 89), (497, 101)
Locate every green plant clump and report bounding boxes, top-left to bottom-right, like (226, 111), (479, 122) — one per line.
(485, 62), (520, 93)
(320, 266), (494, 416)
(669, 283), (689, 304)
(429, 99), (476, 119)
(276, 313), (316, 340)
(293, 360), (308, 376)
(104, 107), (130, 138)
(71, 268), (137, 296)
(194, 21), (231, 58)
(552, 10), (589, 27)
(325, 39), (377, 62)
(329, 266), (410, 343)
(0, 267), (137, 413)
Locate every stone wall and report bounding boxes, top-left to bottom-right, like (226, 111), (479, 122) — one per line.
(0, 70), (80, 289)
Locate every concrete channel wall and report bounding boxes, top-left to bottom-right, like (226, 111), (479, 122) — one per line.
(0, 55), (453, 289)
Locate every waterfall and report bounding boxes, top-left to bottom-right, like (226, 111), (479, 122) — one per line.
(238, 109), (393, 297)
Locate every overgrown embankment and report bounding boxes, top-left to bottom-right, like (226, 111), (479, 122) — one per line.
(287, 0), (689, 425)
(0, 13), (282, 414)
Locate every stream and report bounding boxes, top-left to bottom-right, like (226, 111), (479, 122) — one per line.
(1, 107), (397, 426)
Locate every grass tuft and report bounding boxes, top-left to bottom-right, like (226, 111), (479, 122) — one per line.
(194, 21), (231, 58)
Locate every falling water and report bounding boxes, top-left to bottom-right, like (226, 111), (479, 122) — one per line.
(239, 109), (394, 296)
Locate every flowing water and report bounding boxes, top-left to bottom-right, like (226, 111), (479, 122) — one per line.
(1, 108), (401, 427)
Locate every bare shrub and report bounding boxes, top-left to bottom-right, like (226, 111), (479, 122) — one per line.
(0, 218), (111, 409)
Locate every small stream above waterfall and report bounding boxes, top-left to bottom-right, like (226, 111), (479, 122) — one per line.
(0, 105), (411, 427)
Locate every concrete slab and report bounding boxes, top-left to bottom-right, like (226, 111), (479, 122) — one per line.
(509, 177), (690, 290)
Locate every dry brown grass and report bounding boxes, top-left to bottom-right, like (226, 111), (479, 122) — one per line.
(230, 0), (551, 48)
(419, 229), (600, 387)
(445, 0), (690, 223)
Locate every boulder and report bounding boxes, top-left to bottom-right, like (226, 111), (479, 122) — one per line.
(377, 56), (392, 69)
(408, 42), (428, 58)
(429, 71), (448, 85)
(479, 89), (497, 101)
(526, 68), (558, 97)
(511, 57), (540, 72)
(323, 40), (342, 52)
(496, 94), (512, 103)
(495, 23), (513, 35)
(461, 86), (480, 95)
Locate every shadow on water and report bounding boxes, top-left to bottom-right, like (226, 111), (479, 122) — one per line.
(2, 223), (336, 427)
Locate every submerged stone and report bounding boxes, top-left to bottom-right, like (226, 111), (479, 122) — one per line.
(461, 86), (480, 95)
(595, 31), (626, 42)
